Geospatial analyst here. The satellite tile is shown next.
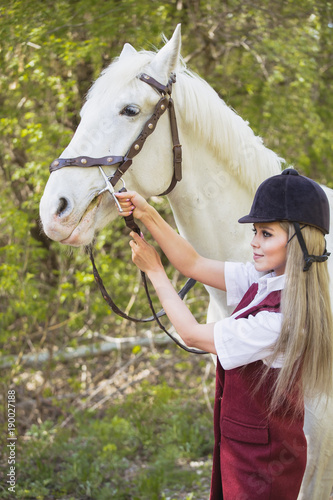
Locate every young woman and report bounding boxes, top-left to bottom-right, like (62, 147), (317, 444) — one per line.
(115, 169), (333, 500)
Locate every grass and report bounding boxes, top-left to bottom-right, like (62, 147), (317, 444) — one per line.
(1, 351), (215, 499)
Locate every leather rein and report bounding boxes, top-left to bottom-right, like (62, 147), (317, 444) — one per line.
(49, 72), (207, 355)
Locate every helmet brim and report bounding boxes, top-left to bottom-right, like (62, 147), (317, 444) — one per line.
(238, 215), (278, 224)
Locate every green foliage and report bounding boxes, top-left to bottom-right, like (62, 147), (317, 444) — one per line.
(0, 1), (332, 497)
(0, 0), (189, 360)
(8, 381), (213, 499)
(181, 0), (333, 183)
(1, 0), (332, 355)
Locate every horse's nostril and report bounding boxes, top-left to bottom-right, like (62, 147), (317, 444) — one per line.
(56, 197), (70, 217)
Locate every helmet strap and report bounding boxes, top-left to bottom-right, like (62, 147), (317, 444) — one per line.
(287, 223), (306, 244)
(292, 222), (330, 272)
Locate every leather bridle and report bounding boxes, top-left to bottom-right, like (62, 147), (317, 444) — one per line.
(49, 72), (207, 355)
(50, 73), (182, 196)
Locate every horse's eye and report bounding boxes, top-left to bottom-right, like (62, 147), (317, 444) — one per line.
(120, 105), (140, 117)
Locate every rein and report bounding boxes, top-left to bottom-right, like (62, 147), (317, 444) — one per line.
(89, 246), (204, 354)
(49, 72), (207, 355)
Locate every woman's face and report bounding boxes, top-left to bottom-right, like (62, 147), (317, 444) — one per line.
(251, 222), (288, 276)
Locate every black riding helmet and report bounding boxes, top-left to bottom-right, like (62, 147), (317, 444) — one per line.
(238, 168), (331, 271)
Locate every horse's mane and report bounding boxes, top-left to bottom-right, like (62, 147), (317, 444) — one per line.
(84, 49), (283, 193)
(174, 66), (283, 192)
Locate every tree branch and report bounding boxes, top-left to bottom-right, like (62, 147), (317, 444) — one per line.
(0, 334), (174, 369)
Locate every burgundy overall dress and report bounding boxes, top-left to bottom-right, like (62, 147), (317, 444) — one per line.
(210, 283), (307, 500)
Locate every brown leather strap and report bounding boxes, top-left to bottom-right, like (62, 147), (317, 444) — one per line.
(49, 93), (168, 175)
(125, 95), (169, 160)
(49, 73), (182, 196)
(49, 95), (171, 189)
(139, 73), (173, 95)
(89, 246), (206, 354)
(50, 156), (124, 173)
(169, 99), (182, 181)
(118, 187), (141, 234)
(158, 97), (182, 195)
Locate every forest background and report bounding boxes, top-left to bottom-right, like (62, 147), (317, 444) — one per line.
(0, 1), (332, 499)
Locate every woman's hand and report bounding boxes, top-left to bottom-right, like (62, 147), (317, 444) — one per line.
(129, 231), (164, 276)
(114, 190), (149, 220)
(129, 231), (216, 355)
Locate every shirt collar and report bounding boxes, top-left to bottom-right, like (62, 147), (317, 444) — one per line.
(258, 271), (285, 293)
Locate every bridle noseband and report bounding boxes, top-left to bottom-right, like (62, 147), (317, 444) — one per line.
(49, 72), (207, 355)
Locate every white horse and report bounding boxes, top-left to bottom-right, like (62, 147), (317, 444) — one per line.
(40, 25), (333, 499)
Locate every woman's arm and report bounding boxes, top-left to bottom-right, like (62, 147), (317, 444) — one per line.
(128, 231), (216, 354)
(116, 191), (226, 291)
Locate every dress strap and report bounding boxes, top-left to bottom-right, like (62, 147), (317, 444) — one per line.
(232, 282), (259, 315)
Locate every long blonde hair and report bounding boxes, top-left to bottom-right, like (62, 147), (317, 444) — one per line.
(268, 222), (333, 414)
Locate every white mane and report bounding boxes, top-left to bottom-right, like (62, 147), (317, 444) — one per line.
(84, 49), (283, 193)
(174, 66), (283, 192)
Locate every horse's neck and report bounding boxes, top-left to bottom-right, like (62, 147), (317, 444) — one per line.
(167, 147), (254, 263)
(166, 148), (255, 320)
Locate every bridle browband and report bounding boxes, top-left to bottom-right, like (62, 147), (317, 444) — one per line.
(50, 73), (182, 196)
(49, 72), (207, 355)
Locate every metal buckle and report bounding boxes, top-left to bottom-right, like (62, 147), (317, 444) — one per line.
(97, 166), (126, 212)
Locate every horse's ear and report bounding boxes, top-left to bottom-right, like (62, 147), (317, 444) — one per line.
(119, 43), (137, 60)
(149, 24), (181, 81)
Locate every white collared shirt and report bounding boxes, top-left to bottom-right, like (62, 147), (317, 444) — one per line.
(214, 262), (285, 370)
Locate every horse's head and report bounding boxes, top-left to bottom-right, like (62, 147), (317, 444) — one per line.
(40, 25), (182, 246)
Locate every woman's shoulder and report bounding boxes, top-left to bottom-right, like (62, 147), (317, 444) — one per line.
(225, 261), (264, 284)
(224, 261), (263, 306)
